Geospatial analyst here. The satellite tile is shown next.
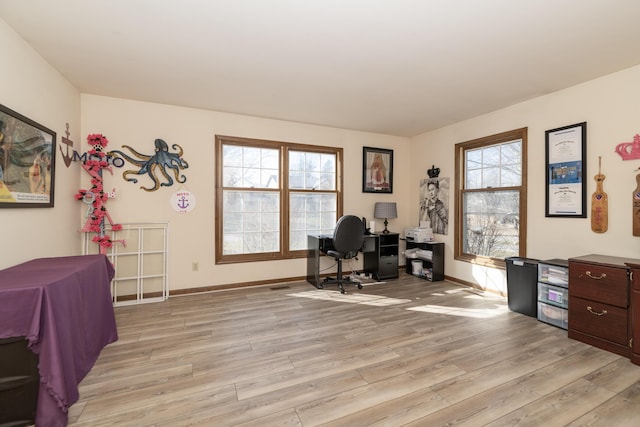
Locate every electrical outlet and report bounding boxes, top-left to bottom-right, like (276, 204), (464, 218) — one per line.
(192, 262), (199, 271)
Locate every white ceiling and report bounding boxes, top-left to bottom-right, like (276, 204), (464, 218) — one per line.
(2, 0), (640, 137)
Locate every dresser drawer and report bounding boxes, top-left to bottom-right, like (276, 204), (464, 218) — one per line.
(569, 261), (629, 307)
(569, 296), (628, 345)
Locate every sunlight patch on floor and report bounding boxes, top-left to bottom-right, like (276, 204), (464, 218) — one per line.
(406, 303), (509, 318)
(287, 290), (412, 307)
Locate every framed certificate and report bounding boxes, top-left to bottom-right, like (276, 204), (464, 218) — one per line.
(545, 122), (587, 217)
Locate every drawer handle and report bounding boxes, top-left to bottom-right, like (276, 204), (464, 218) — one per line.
(585, 271), (606, 280)
(587, 306), (608, 316)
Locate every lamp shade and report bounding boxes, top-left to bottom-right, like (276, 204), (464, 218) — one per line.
(374, 202), (397, 219)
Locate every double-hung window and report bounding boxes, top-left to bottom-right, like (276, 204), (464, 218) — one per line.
(454, 128), (527, 266)
(215, 135), (342, 264)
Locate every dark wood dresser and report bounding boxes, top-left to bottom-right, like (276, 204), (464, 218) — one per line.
(624, 261), (640, 365)
(568, 254), (640, 362)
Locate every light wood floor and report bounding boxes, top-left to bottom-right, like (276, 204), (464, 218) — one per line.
(69, 274), (640, 426)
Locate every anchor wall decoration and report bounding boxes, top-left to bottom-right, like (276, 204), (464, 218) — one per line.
(59, 122), (74, 167)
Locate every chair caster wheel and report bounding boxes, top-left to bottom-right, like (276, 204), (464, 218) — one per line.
(340, 288), (346, 294)
(317, 284), (323, 289)
(357, 284), (363, 289)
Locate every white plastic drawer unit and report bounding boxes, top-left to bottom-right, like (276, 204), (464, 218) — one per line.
(537, 263), (569, 288)
(537, 282), (569, 309)
(538, 301), (569, 329)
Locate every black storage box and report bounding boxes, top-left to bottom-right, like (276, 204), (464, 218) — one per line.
(505, 257), (539, 318)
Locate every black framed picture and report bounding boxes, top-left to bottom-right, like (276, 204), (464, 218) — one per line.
(0, 104), (56, 208)
(545, 122), (586, 217)
(363, 146), (393, 193)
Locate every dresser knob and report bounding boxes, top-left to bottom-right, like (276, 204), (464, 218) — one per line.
(586, 271), (607, 280)
(587, 306), (608, 316)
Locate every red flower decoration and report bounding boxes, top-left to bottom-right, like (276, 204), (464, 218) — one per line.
(87, 134), (109, 148)
(77, 132), (124, 253)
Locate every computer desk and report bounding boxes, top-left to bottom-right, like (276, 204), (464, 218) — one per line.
(306, 233), (378, 287)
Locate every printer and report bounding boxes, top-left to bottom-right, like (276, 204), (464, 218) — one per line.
(404, 226), (433, 243)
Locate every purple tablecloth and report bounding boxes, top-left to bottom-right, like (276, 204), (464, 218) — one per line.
(0, 254), (118, 427)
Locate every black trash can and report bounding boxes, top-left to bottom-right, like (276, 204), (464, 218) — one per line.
(505, 257), (539, 318)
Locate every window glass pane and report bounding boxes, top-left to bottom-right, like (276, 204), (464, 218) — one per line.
(289, 192), (337, 250)
(462, 190), (519, 258)
(290, 231), (310, 252)
(222, 144), (279, 189)
(321, 154), (336, 172)
(242, 147), (261, 168)
(482, 145), (501, 166)
(466, 168), (482, 189)
(289, 151), (336, 190)
(243, 168), (260, 187)
(223, 166), (243, 187)
(222, 190), (280, 255)
(465, 140), (522, 190)
(261, 170), (278, 188)
(502, 141), (521, 165)
(482, 166), (500, 188)
(289, 171), (304, 189)
(466, 150), (482, 171)
(223, 145), (242, 167)
(319, 173), (335, 190)
(304, 171), (320, 190)
(305, 152), (321, 172)
(320, 154), (336, 190)
(501, 141), (521, 186)
(501, 165), (521, 186)
(262, 149), (279, 170)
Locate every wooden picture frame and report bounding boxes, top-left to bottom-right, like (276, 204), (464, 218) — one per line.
(0, 104), (56, 207)
(545, 122), (586, 217)
(363, 146), (393, 193)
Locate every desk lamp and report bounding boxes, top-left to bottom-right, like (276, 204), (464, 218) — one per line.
(374, 202), (397, 234)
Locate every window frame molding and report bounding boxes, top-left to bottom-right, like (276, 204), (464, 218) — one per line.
(215, 135), (343, 265)
(454, 127), (528, 269)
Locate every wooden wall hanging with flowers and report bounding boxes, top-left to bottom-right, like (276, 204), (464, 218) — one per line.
(75, 133), (125, 254)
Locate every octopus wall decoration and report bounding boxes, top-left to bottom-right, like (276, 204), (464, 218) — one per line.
(110, 138), (189, 192)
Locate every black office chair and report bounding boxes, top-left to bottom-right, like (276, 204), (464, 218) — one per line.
(321, 215), (365, 294)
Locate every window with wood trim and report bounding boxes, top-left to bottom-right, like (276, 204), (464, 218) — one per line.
(454, 128), (527, 267)
(215, 135), (343, 264)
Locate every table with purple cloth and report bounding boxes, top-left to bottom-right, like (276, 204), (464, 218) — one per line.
(0, 254), (118, 427)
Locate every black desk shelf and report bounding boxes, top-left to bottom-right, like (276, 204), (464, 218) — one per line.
(0, 337), (38, 426)
(363, 232), (399, 280)
(404, 239), (444, 281)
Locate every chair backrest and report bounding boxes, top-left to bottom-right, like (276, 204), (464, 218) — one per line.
(332, 215), (365, 255)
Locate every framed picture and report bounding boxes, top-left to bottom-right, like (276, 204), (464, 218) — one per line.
(363, 146), (393, 193)
(0, 104), (56, 208)
(545, 122), (586, 217)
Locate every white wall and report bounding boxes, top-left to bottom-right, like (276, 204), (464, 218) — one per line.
(410, 65), (640, 294)
(80, 95), (410, 291)
(6, 11), (640, 296)
(0, 18), (81, 269)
